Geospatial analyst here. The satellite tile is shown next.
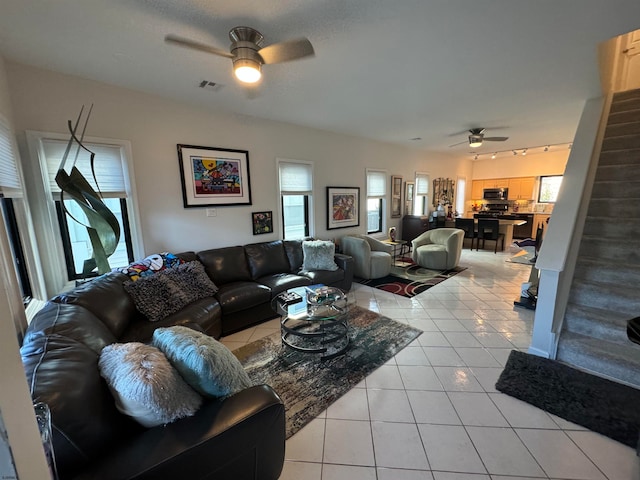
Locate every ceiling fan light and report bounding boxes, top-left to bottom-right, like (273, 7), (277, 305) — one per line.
(234, 59), (262, 83)
(468, 134), (483, 148)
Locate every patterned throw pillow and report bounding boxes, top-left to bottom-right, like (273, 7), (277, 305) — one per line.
(115, 252), (184, 281)
(98, 342), (202, 427)
(301, 240), (339, 271)
(124, 261), (218, 322)
(152, 326), (252, 399)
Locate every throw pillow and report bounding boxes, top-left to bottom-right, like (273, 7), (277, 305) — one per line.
(302, 240), (339, 271)
(124, 261), (218, 322)
(98, 342), (202, 427)
(152, 326), (252, 399)
(115, 252), (184, 281)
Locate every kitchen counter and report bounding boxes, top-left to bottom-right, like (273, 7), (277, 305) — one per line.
(447, 217), (526, 250)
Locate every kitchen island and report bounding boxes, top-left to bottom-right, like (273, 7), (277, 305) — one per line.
(445, 217), (526, 251)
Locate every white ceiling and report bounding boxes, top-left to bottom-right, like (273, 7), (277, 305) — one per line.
(1, 0), (639, 158)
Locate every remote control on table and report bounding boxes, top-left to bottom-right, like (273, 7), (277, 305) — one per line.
(278, 291), (303, 306)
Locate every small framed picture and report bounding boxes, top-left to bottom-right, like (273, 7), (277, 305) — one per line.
(252, 211), (273, 235)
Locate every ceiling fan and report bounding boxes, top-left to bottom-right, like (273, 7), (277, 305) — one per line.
(449, 128), (509, 148)
(165, 26), (314, 84)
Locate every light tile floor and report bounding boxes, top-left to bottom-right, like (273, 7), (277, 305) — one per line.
(221, 249), (640, 480)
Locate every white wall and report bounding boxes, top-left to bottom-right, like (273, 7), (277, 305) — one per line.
(471, 149), (569, 180)
(6, 62), (472, 255)
(0, 55), (52, 480)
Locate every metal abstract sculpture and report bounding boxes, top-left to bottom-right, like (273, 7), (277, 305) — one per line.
(55, 105), (120, 275)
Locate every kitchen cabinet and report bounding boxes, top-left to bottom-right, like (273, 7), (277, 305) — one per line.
(508, 177), (536, 200)
(471, 180), (484, 199)
(483, 178), (508, 189)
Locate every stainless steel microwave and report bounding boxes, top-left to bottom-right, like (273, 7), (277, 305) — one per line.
(483, 188), (508, 200)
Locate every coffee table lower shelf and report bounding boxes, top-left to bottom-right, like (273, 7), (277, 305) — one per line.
(281, 317), (349, 361)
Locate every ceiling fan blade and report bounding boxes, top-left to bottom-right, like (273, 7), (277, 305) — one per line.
(483, 136), (509, 142)
(448, 140), (470, 148)
(258, 37), (314, 64)
(165, 34), (234, 59)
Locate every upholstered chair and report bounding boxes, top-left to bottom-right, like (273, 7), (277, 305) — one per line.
(411, 228), (464, 270)
(340, 235), (393, 280)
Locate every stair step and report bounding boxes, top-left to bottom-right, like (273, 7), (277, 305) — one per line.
(594, 163), (640, 182)
(556, 331), (640, 388)
(609, 95), (640, 114)
(587, 197), (640, 218)
(590, 180), (640, 198)
(604, 121), (640, 138)
(563, 303), (632, 344)
(578, 235), (640, 263)
(612, 88), (640, 103)
(574, 256), (640, 284)
(607, 109), (640, 126)
(597, 147), (640, 165)
(601, 135), (640, 152)
(567, 277), (640, 313)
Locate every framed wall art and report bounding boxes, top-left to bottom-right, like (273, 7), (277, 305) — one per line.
(252, 211), (273, 235)
(391, 175), (402, 218)
(177, 144), (252, 208)
(405, 181), (415, 216)
(326, 186), (360, 230)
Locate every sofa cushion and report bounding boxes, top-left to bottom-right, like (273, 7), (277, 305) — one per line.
(245, 241), (290, 280)
(197, 246), (251, 285)
(20, 334), (140, 479)
(301, 268), (345, 287)
(283, 239), (305, 272)
(52, 272), (137, 338)
(124, 261), (218, 322)
(120, 298), (222, 342)
(257, 273), (311, 297)
(215, 281), (272, 315)
(302, 240), (339, 271)
(152, 326), (252, 399)
(98, 342), (203, 428)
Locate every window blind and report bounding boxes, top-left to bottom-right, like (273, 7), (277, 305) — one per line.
(43, 138), (127, 196)
(0, 114), (22, 197)
(367, 170), (386, 197)
(415, 173), (430, 195)
(279, 161), (313, 194)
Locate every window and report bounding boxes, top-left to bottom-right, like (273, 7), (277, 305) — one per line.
(39, 137), (137, 280)
(278, 160), (313, 239)
(366, 169), (386, 233)
(538, 175), (563, 203)
(0, 113), (32, 304)
(414, 172), (430, 215)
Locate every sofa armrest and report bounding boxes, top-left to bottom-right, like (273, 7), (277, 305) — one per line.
(73, 385), (285, 480)
(334, 253), (354, 290)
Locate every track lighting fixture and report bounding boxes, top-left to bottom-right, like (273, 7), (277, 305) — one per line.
(470, 142), (572, 161)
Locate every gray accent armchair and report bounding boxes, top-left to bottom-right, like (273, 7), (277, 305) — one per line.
(340, 235), (393, 280)
(411, 228), (464, 270)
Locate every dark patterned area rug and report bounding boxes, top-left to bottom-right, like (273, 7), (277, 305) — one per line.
(496, 350), (640, 449)
(233, 306), (422, 438)
(355, 263), (466, 298)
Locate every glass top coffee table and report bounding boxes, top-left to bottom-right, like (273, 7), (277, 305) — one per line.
(272, 285), (349, 361)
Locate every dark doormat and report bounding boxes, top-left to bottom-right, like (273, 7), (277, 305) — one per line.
(496, 350), (640, 449)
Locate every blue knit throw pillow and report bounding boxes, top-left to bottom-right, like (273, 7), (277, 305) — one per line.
(152, 326), (252, 399)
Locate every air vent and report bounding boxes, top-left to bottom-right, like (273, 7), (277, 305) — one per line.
(198, 80), (222, 91)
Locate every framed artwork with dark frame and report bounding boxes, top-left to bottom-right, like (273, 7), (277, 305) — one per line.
(177, 144), (252, 208)
(391, 175), (403, 217)
(326, 186), (360, 230)
(405, 181), (415, 216)
(252, 211), (273, 235)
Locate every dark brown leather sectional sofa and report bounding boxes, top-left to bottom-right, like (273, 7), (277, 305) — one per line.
(20, 238), (353, 479)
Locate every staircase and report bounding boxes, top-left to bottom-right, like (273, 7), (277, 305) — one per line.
(556, 88), (640, 388)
